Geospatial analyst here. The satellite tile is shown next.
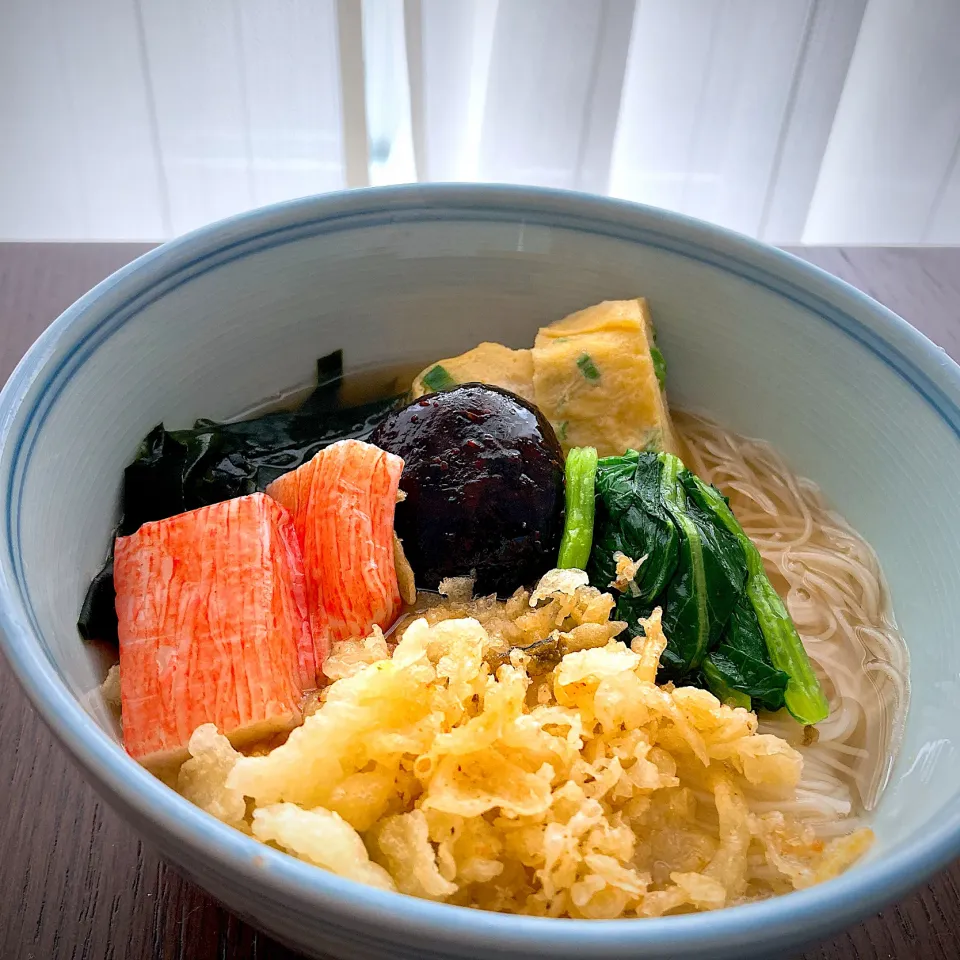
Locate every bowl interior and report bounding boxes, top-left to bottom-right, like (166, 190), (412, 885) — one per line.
(3, 194), (960, 951)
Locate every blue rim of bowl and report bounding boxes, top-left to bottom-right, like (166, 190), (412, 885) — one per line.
(1, 184), (959, 956)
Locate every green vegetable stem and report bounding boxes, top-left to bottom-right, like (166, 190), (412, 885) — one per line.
(683, 474), (829, 725)
(655, 455), (711, 670)
(557, 446), (599, 570)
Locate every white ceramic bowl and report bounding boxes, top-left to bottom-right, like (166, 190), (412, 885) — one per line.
(2, 186), (959, 959)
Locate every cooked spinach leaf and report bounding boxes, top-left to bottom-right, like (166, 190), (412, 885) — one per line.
(699, 660), (751, 710)
(591, 451), (743, 677)
(657, 466), (745, 674)
(589, 451), (679, 606)
(589, 449), (816, 718)
(682, 472), (827, 724)
(703, 595), (788, 711)
(77, 351), (403, 646)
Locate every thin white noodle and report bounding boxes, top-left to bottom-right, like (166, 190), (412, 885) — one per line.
(818, 741), (869, 758)
(676, 411), (910, 814)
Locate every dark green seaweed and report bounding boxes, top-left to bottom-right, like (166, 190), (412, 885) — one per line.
(77, 559), (118, 644)
(77, 351), (403, 646)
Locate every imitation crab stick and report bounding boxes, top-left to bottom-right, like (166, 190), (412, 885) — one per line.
(266, 439), (404, 671)
(114, 493), (312, 770)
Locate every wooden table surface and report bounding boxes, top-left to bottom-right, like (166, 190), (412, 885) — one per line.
(2, 242), (960, 960)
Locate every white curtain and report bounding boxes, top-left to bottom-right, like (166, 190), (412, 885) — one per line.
(1, 0), (959, 243)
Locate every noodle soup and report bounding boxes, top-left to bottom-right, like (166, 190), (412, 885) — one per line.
(678, 413), (909, 819)
(84, 298), (908, 918)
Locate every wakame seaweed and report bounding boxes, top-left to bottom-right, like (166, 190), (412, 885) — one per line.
(77, 351), (404, 646)
(589, 449), (796, 714)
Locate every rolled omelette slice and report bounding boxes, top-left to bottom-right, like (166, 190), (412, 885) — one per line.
(409, 299), (678, 458)
(411, 341), (535, 403)
(531, 298), (679, 457)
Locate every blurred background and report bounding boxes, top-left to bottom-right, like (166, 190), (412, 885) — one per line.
(1, 0), (958, 244)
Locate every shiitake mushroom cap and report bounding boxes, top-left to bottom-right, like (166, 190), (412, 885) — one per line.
(369, 384), (565, 595)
